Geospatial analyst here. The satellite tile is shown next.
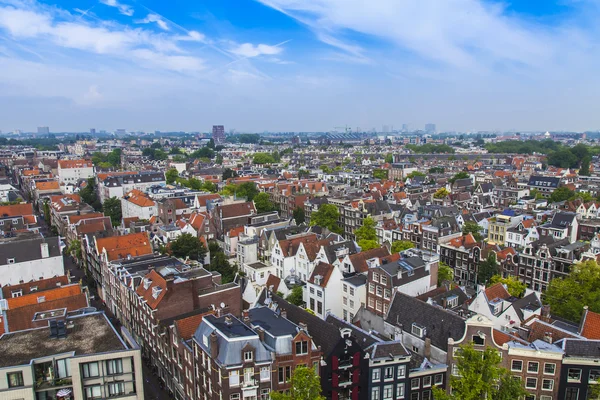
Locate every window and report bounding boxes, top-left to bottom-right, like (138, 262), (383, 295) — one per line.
(434, 374), (443, 385)
(107, 382), (125, 397)
(82, 362), (100, 378)
(84, 385), (102, 400)
(7, 371), (24, 388)
(568, 368), (582, 382)
(7, 258), (14, 264)
(540, 396), (552, 400)
(397, 365), (406, 379)
(372, 368), (381, 382)
(295, 341), (308, 355)
(384, 367), (394, 379)
(451, 364), (459, 376)
(422, 391), (431, 400)
(343, 284), (348, 292)
(543, 363), (555, 375)
(565, 388), (579, 400)
(410, 393), (419, 400)
(472, 335), (485, 346)
(383, 385), (393, 399)
(244, 367), (253, 384)
(278, 368), (285, 384)
(511, 360), (523, 372)
(372, 387), (381, 400)
(590, 369), (600, 383)
(231, 395), (241, 400)
(349, 287), (355, 296)
(381, 276), (388, 285)
(369, 283), (375, 293)
(317, 301), (323, 315)
(230, 370), (241, 386)
(244, 351), (253, 362)
(541, 379), (553, 391)
(525, 377), (537, 389)
(528, 361), (539, 373)
(377, 286), (383, 297)
(11, 290), (22, 298)
(411, 378), (420, 390)
(56, 358), (71, 378)
(423, 376), (431, 387)
(260, 389), (270, 400)
(396, 383), (405, 399)
(106, 359), (123, 375)
(411, 323), (424, 337)
(310, 287), (314, 294)
(259, 366), (270, 381)
(373, 272), (380, 282)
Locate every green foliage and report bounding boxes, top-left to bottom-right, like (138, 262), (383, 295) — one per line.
(170, 233), (207, 261)
(67, 239), (82, 259)
(438, 262), (454, 285)
(80, 177), (102, 211)
(547, 149), (578, 168)
(150, 142), (162, 149)
(222, 168), (237, 180)
(462, 221), (483, 241)
(358, 239), (380, 251)
(43, 200), (51, 226)
(298, 169), (311, 179)
(391, 240), (415, 253)
(170, 146), (183, 155)
(478, 253), (499, 285)
(254, 192), (277, 214)
(142, 148), (168, 160)
(529, 189), (544, 200)
(320, 165), (332, 174)
(215, 153), (223, 165)
(489, 275), (526, 298)
(449, 171), (470, 184)
(286, 286), (304, 307)
(484, 139), (561, 155)
(309, 204), (343, 234)
(165, 168), (179, 184)
(580, 156), (591, 176)
(270, 366), (325, 400)
(429, 167), (445, 174)
(92, 149), (121, 168)
(190, 147), (215, 159)
(253, 153), (276, 164)
(373, 169), (389, 180)
(384, 153), (394, 163)
(433, 187), (450, 199)
(355, 217), (377, 242)
(406, 171), (426, 179)
(544, 260), (600, 322)
(405, 144), (455, 154)
(549, 186), (575, 203)
(103, 197), (122, 226)
(433, 343), (526, 400)
(235, 134), (261, 144)
(292, 207), (305, 225)
(210, 251), (236, 283)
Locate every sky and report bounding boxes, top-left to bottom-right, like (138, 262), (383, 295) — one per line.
(0, 0), (599, 133)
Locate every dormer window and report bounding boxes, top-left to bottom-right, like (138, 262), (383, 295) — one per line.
(152, 286), (162, 299)
(7, 258), (15, 264)
(143, 278), (152, 290)
(411, 323), (425, 338)
(244, 351), (253, 362)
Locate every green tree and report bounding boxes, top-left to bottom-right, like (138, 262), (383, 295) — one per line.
(43, 200), (51, 226)
(80, 177), (101, 211)
(406, 171), (426, 179)
(254, 192), (277, 214)
(103, 197), (122, 226)
(549, 186), (575, 203)
(292, 207), (305, 225)
(544, 260), (600, 322)
(358, 240), (380, 251)
(462, 221), (483, 241)
(478, 253), (499, 285)
(253, 153), (276, 164)
(170, 233), (207, 261)
(165, 168), (179, 184)
(106, 148), (121, 167)
(547, 149), (578, 168)
(385, 153), (394, 163)
(429, 167), (445, 174)
(210, 252), (236, 283)
(298, 169), (311, 179)
(191, 147), (215, 159)
(355, 217), (377, 242)
(438, 262), (454, 285)
(580, 156), (591, 176)
(433, 343), (526, 400)
(433, 187), (450, 199)
(270, 366), (325, 400)
(207, 138), (215, 149)
(373, 169), (389, 180)
(215, 153), (223, 165)
(489, 275), (526, 298)
(309, 204), (343, 234)
(222, 168), (237, 180)
(449, 171), (470, 184)
(237, 182), (259, 201)
(286, 286), (304, 307)
(66, 239), (82, 260)
(391, 240), (415, 253)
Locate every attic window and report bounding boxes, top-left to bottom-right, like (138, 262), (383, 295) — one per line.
(411, 323), (425, 338)
(143, 278), (152, 290)
(30, 286), (38, 292)
(37, 296), (46, 303)
(11, 290), (22, 298)
(7, 258), (15, 264)
(152, 286), (162, 299)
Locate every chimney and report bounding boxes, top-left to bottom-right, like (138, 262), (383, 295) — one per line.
(281, 309), (287, 319)
(424, 337), (432, 360)
(442, 297), (448, 309)
(299, 322), (308, 331)
(256, 327), (265, 342)
(541, 305), (551, 320)
(579, 305), (589, 334)
(210, 332), (219, 359)
(40, 242), (49, 258)
(242, 309), (250, 323)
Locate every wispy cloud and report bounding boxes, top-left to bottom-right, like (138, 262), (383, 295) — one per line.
(228, 41), (286, 58)
(99, 0), (133, 17)
(136, 13), (169, 31)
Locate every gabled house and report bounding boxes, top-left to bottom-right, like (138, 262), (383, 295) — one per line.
(305, 262), (343, 319)
(539, 212), (579, 243)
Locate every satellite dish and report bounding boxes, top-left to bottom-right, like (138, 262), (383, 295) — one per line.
(220, 302), (226, 309)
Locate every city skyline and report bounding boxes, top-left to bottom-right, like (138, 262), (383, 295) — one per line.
(1, 0), (600, 132)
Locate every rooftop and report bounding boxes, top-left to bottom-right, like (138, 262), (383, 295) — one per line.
(0, 312), (126, 367)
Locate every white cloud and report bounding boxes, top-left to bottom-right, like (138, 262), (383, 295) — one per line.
(99, 0), (134, 17)
(0, 4), (204, 72)
(229, 42), (284, 58)
(136, 13), (169, 31)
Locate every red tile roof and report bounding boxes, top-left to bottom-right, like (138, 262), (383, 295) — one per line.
(349, 247), (390, 273)
(58, 159), (93, 169)
(265, 274), (281, 292)
(581, 309), (600, 340)
(0, 203), (34, 217)
(1, 276), (69, 298)
(485, 282), (511, 302)
(174, 311), (214, 340)
(96, 232), (152, 261)
(136, 270), (167, 309)
(35, 181), (60, 191)
(124, 189), (155, 207)
(309, 262), (335, 287)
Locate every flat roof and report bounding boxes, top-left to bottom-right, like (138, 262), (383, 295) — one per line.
(0, 313), (126, 367)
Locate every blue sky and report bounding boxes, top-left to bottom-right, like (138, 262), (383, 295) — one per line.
(0, 0), (598, 133)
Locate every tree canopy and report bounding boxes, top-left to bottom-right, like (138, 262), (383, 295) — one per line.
(449, 171), (470, 184)
(286, 286), (304, 307)
(462, 221), (483, 241)
(270, 366), (325, 400)
(549, 186), (575, 203)
(355, 217), (377, 242)
(309, 204), (343, 234)
(165, 168), (179, 184)
(253, 152), (276, 164)
(433, 187), (450, 199)
(438, 262), (454, 285)
(170, 233), (207, 261)
(433, 343), (526, 400)
(477, 253), (500, 285)
(544, 259), (600, 322)
(80, 177), (101, 211)
(103, 197), (122, 226)
(254, 192), (277, 214)
(489, 275), (526, 298)
(292, 207), (305, 225)
(391, 240), (415, 253)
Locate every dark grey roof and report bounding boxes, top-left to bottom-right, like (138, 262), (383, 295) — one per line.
(511, 292), (542, 321)
(563, 339), (600, 358)
(366, 341), (410, 360)
(385, 292), (466, 352)
(249, 306), (298, 337)
(0, 235), (61, 265)
(342, 274), (367, 287)
(453, 178), (473, 188)
(528, 175), (560, 188)
(548, 212), (577, 228)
